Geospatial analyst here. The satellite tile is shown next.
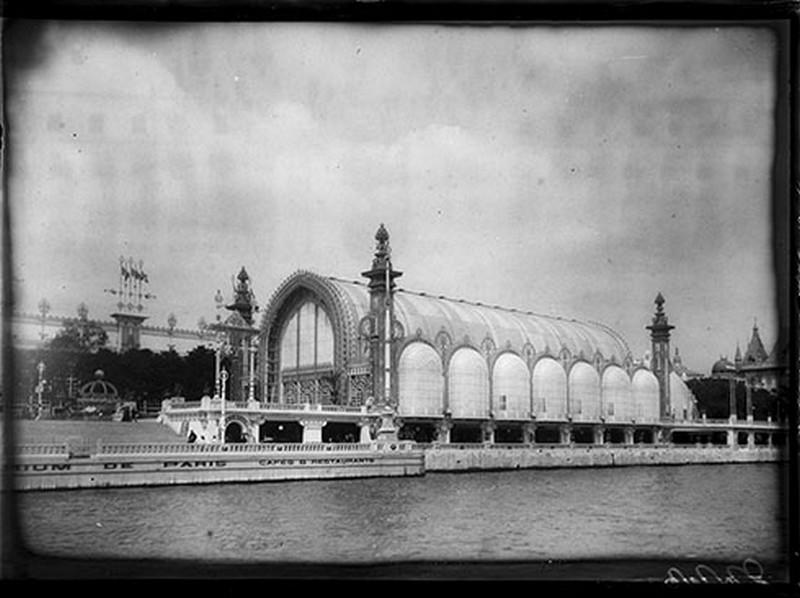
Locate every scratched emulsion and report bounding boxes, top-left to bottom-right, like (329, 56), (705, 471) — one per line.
(19, 463), (783, 564)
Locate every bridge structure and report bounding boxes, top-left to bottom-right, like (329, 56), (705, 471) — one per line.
(159, 397), (788, 449)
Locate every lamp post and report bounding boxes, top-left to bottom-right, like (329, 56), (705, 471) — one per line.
(248, 337), (258, 403)
(35, 361), (46, 419)
(220, 368), (228, 444)
(214, 337), (222, 398)
(38, 298), (51, 343)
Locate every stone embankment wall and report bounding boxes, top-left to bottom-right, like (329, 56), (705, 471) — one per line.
(424, 446), (783, 472)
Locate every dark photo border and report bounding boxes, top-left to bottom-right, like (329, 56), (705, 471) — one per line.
(1, 0), (797, 588)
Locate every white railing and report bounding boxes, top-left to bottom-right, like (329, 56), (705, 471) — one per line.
(15, 444), (70, 456)
(92, 441), (411, 456)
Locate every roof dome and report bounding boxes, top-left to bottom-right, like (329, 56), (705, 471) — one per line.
(711, 357), (736, 374)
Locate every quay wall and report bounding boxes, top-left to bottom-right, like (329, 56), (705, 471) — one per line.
(12, 442), (424, 491)
(424, 445), (784, 472)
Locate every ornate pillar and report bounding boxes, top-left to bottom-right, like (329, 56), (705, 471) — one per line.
(747, 431), (755, 449)
(523, 423), (537, 445)
(361, 224), (403, 409)
(727, 428), (736, 448)
(482, 421), (496, 445)
(593, 425), (605, 445)
(300, 419), (326, 443)
(646, 293), (674, 421)
(436, 418), (452, 444)
(624, 427), (635, 445)
(559, 424), (572, 445)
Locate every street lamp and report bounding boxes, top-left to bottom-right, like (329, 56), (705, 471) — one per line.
(220, 368), (228, 444)
(248, 336), (258, 403)
(38, 298), (51, 343)
(35, 361), (46, 419)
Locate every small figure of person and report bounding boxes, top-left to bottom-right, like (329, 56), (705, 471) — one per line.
(188, 430), (197, 443)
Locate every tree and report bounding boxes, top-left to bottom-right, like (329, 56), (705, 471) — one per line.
(48, 312), (108, 354)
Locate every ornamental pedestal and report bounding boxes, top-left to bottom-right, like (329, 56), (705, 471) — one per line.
(300, 419), (327, 443)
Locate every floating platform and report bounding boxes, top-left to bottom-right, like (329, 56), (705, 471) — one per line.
(11, 441), (425, 491)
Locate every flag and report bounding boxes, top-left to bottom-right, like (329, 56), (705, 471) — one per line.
(119, 256), (130, 279)
(139, 260), (149, 283)
(129, 258), (141, 280)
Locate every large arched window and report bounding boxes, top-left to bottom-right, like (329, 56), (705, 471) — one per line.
(447, 347), (489, 419)
(492, 353), (530, 419)
(278, 300), (335, 403)
(279, 301), (334, 370)
(632, 369), (659, 422)
(398, 342), (443, 417)
(568, 361), (600, 421)
(602, 366), (633, 422)
(532, 357), (566, 419)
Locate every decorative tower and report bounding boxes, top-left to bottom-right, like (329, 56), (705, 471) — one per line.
(743, 318), (769, 364)
(361, 224), (403, 410)
(646, 293), (674, 420)
(227, 267), (257, 326)
(211, 267), (259, 403)
(106, 256), (155, 352)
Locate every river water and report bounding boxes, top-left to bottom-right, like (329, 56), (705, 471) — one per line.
(7, 421), (791, 578)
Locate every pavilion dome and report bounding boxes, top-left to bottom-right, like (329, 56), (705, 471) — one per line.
(79, 369), (119, 400)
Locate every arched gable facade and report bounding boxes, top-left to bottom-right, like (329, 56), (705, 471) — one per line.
(260, 271), (365, 406)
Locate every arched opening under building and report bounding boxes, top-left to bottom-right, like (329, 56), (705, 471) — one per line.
(450, 423), (482, 443)
(495, 424), (524, 444)
(633, 428), (654, 444)
(399, 422), (437, 443)
(535, 426), (561, 444)
(260, 421), (303, 443)
(604, 428), (626, 444)
(670, 431), (697, 445)
(323, 422), (359, 443)
(571, 426), (595, 444)
(224, 421), (246, 443)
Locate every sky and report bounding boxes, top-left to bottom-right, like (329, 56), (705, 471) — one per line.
(5, 21), (783, 373)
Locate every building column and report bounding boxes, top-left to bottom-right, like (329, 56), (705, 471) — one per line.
(767, 433), (773, 447)
(358, 419), (373, 443)
(436, 419), (452, 444)
(747, 431), (755, 449)
(726, 428), (736, 448)
(593, 425), (605, 445)
(523, 423), (537, 445)
(559, 424), (572, 445)
(300, 419), (326, 443)
(482, 421), (496, 445)
(624, 427), (635, 445)
(654, 427), (664, 445)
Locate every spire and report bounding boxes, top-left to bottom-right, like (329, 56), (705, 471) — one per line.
(743, 318), (768, 364)
(372, 223), (391, 270)
(734, 342), (742, 365)
(646, 292), (674, 336)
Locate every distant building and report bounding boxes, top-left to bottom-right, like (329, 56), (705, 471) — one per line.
(710, 321), (788, 420)
(712, 322), (787, 392)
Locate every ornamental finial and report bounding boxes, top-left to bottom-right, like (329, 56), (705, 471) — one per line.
(372, 223), (391, 269)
